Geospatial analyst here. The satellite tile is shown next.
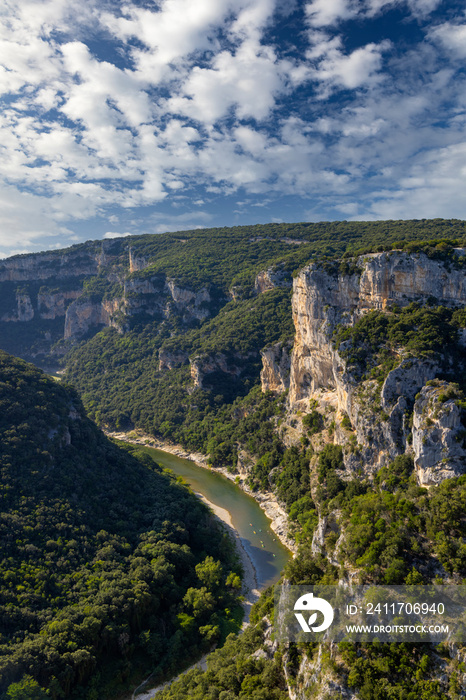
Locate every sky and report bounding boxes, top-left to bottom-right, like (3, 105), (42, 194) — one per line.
(0, 0), (465, 258)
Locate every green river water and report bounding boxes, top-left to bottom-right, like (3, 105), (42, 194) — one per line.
(143, 447), (291, 589)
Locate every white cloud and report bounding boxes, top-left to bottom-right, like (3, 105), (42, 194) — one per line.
(102, 0), (251, 84)
(0, 182), (77, 257)
(405, 0), (442, 15)
(61, 41), (153, 128)
(319, 40), (390, 90)
(229, 0), (275, 40)
(167, 40), (284, 123)
(429, 22), (466, 59)
(234, 126), (269, 155)
(144, 209), (213, 235)
(305, 0), (357, 28)
(306, 33), (391, 94)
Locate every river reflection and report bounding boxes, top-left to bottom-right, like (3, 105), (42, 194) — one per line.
(142, 447), (291, 589)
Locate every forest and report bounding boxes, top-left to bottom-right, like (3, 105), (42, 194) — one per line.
(0, 352), (243, 700)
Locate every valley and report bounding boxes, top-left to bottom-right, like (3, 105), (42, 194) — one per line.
(1, 221), (466, 699)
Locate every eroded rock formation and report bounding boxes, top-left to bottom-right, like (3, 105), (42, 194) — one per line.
(254, 265), (292, 294)
(190, 352), (255, 389)
(0, 243), (216, 351)
(284, 250), (466, 482)
(64, 298), (124, 339)
(158, 348), (189, 370)
(413, 382), (466, 485)
(260, 341), (292, 393)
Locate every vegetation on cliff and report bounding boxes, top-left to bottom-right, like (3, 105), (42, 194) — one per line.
(334, 302), (466, 382)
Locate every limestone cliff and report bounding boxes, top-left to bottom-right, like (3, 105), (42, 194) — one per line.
(158, 347), (189, 370)
(37, 290), (83, 319)
(286, 250), (466, 482)
(260, 341), (292, 393)
(165, 279), (212, 322)
(64, 298), (124, 339)
(128, 248), (150, 273)
(2, 292), (35, 322)
(0, 241), (216, 352)
(0, 249), (102, 282)
(413, 381), (466, 485)
(123, 275), (166, 319)
(254, 265), (292, 294)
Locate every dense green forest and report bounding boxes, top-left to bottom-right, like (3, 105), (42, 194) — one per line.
(0, 352), (243, 700)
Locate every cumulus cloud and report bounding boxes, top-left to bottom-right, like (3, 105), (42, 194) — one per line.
(429, 21), (466, 59)
(0, 182), (76, 258)
(101, 0), (256, 84)
(103, 231), (133, 239)
(361, 140), (466, 221)
(306, 35), (391, 93)
(167, 41), (284, 123)
(305, 0), (358, 28)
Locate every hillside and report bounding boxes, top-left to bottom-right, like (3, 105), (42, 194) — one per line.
(0, 352), (242, 700)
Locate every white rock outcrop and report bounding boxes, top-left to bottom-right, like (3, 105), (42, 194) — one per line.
(413, 382), (466, 485)
(260, 341), (292, 393)
(254, 265), (291, 294)
(1, 292), (35, 322)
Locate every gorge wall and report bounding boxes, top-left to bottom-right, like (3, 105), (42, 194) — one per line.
(262, 250), (466, 485)
(0, 242), (215, 361)
(2, 238), (466, 487)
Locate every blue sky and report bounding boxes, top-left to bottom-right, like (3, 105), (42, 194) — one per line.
(0, 0), (465, 258)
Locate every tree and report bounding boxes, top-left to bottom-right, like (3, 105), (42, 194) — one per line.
(6, 677), (47, 700)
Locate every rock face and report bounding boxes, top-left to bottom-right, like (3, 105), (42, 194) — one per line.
(37, 290), (83, 319)
(260, 341), (292, 393)
(0, 250), (101, 282)
(165, 279), (211, 322)
(344, 358), (439, 472)
(0, 241), (216, 353)
(286, 250), (466, 482)
(123, 275), (166, 319)
(289, 263), (360, 405)
(289, 250), (466, 408)
(190, 353), (235, 389)
(254, 265), (292, 294)
(413, 382), (466, 485)
(358, 251), (466, 309)
(158, 348), (189, 370)
(190, 352), (254, 389)
(64, 298), (123, 339)
(2, 292), (35, 322)
(128, 248), (150, 273)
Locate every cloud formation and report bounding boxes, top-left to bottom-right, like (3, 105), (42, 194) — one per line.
(0, 0), (465, 256)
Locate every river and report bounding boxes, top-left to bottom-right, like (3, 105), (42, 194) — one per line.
(142, 447), (291, 589)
